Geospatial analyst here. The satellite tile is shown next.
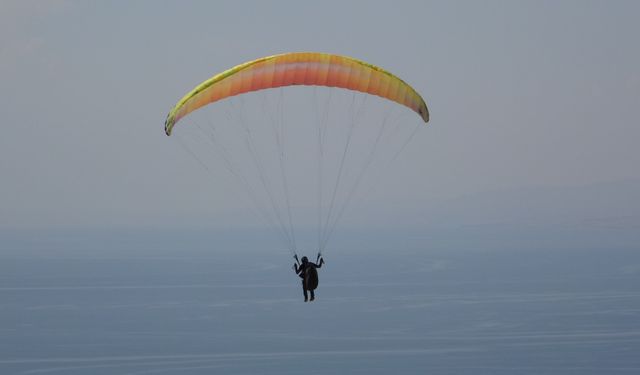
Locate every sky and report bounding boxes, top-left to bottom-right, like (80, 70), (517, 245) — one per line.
(1, 0), (639, 249)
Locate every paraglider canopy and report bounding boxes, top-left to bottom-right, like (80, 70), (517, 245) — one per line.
(165, 52), (429, 136)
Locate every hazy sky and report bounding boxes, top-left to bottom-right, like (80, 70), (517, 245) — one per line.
(1, 0), (639, 234)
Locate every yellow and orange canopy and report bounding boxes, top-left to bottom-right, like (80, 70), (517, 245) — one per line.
(165, 52), (429, 135)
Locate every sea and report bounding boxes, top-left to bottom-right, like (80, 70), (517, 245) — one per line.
(1, 231), (639, 374)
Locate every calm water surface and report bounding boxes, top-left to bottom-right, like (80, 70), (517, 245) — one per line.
(1, 247), (639, 374)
